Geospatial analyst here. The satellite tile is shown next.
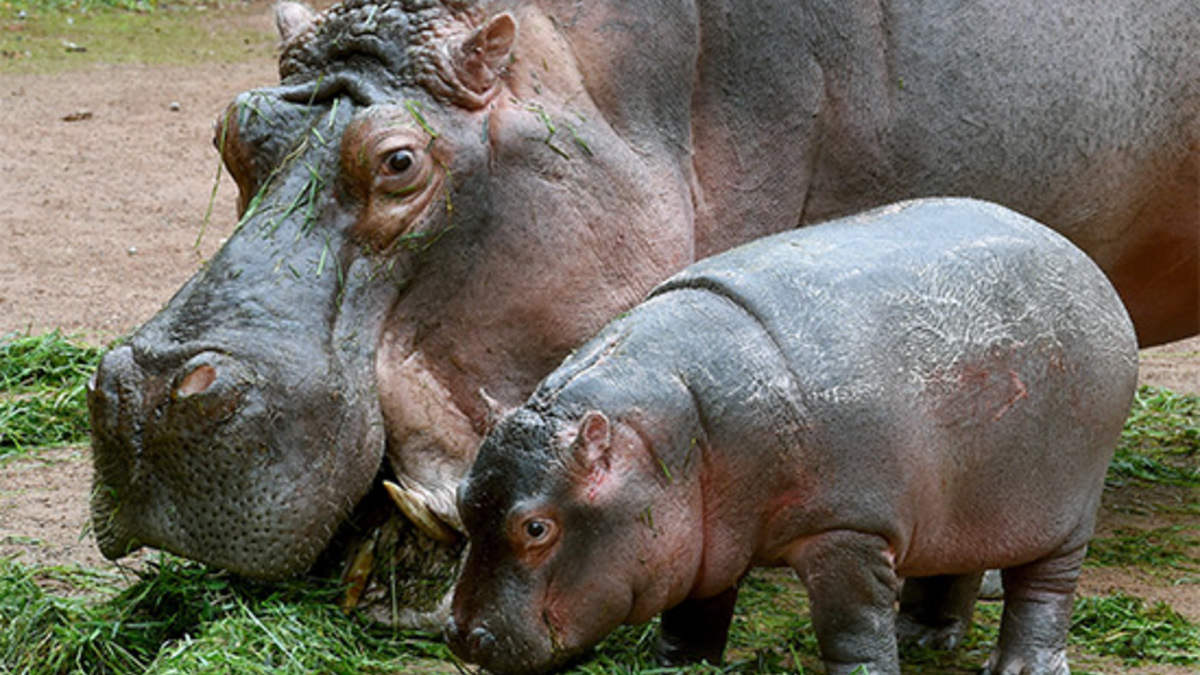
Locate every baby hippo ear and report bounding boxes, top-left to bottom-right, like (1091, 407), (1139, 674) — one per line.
(454, 12), (518, 95)
(572, 410), (612, 474)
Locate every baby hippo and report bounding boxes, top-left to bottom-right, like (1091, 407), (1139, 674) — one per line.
(447, 198), (1138, 675)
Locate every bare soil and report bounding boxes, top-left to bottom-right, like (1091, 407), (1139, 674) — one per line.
(1, 3), (1199, 672)
(1, 0), (275, 571)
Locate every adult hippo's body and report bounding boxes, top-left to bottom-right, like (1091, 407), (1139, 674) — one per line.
(89, 0), (1197, 589)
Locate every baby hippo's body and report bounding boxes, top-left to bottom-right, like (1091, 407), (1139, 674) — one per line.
(449, 198), (1138, 675)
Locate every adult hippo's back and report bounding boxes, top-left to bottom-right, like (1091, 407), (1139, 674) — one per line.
(88, 0), (1197, 594)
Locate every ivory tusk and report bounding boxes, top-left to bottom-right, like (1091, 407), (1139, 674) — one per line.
(338, 530), (377, 613)
(384, 480), (460, 544)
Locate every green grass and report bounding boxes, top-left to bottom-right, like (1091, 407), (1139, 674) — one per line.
(1110, 386), (1200, 488)
(5, 556), (1198, 675)
(1087, 525), (1200, 573)
(1072, 593), (1200, 666)
(0, 0), (275, 74)
(0, 331), (104, 456)
(0, 556), (453, 675)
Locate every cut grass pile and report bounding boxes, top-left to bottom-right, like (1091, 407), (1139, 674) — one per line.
(0, 331), (104, 456)
(0, 556), (452, 675)
(1072, 593), (1200, 667)
(1111, 386), (1200, 487)
(1086, 525), (1200, 573)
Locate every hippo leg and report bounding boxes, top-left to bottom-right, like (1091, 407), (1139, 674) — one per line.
(657, 585), (739, 666)
(895, 572), (984, 650)
(983, 547), (1085, 675)
(788, 531), (903, 675)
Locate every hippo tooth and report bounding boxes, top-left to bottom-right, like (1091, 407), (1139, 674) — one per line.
(384, 480), (460, 544)
(338, 531), (377, 613)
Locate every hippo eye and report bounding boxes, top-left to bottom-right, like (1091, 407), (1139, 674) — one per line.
(514, 515), (558, 558)
(522, 518), (555, 544)
(383, 149), (416, 176)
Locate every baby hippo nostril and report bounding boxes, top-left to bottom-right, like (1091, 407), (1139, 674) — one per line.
(177, 363), (218, 397)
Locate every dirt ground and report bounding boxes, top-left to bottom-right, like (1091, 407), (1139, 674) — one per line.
(1, 1), (277, 572)
(1, 2), (1199, 671)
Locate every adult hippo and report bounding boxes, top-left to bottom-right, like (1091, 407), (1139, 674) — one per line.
(89, 0), (1197, 605)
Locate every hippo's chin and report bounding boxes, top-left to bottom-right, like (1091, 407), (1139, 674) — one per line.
(90, 458), (333, 580)
(452, 637), (583, 675)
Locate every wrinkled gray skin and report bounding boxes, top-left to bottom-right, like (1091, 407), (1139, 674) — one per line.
(450, 199), (1139, 675)
(90, 0), (1194, 587)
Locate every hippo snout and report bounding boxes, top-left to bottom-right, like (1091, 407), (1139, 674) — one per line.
(89, 314), (387, 579)
(445, 617), (498, 659)
(87, 344), (146, 559)
(88, 346), (258, 560)
(446, 606), (578, 675)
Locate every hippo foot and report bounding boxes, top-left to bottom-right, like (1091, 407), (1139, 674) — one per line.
(895, 614), (969, 651)
(981, 647), (1069, 675)
(895, 573), (981, 651)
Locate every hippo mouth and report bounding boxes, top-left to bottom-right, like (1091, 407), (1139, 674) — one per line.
(88, 341), (386, 580)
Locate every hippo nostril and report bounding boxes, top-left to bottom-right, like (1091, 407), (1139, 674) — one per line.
(89, 344), (143, 414)
(168, 353), (251, 421)
(177, 363), (217, 397)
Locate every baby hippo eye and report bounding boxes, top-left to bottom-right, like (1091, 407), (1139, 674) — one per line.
(514, 515), (558, 558)
(525, 519), (548, 539)
(384, 148), (415, 175)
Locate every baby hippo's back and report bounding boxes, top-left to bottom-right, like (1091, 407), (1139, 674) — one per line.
(645, 197), (1138, 573)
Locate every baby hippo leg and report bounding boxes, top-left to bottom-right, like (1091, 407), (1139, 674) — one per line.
(983, 546), (1087, 675)
(657, 586), (739, 666)
(896, 572), (985, 649)
(787, 531), (903, 675)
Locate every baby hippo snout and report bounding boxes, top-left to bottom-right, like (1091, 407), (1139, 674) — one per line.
(446, 611), (566, 675)
(446, 617), (520, 674)
(445, 617), (498, 657)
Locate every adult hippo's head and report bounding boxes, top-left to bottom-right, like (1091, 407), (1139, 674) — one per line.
(89, 0), (696, 581)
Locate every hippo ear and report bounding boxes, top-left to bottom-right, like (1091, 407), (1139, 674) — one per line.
(454, 12), (518, 95)
(275, 1), (316, 44)
(572, 410), (612, 473)
(479, 387), (511, 432)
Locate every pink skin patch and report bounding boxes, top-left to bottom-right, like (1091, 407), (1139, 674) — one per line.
(585, 467), (606, 501)
(993, 370), (1029, 421)
(177, 364), (216, 397)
